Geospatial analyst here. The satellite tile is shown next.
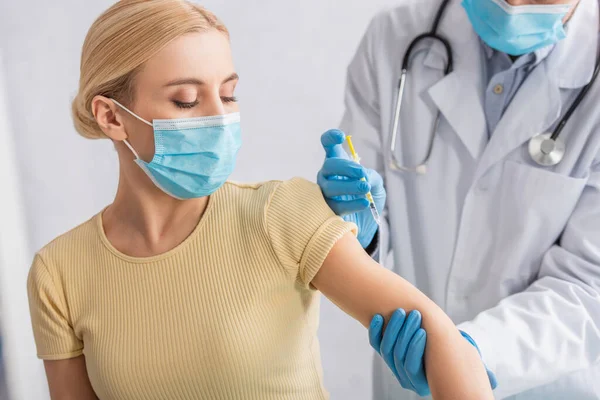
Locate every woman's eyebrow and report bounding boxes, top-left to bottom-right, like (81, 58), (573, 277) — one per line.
(223, 73), (239, 84)
(164, 73), (239, 87)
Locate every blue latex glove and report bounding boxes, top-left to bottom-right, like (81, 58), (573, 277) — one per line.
(369, 310), (498, 397)
(370, 309), (430, 396)
(460, 330), (499, 391)
(317, 129), (386, 248)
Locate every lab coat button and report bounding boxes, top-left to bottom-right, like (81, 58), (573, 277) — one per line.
(493, 84), (504, 95)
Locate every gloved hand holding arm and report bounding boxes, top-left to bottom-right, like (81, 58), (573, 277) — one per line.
(317, 129), (386, 249)
(312, 233), (494, 400)
(369, 310), (498, 397)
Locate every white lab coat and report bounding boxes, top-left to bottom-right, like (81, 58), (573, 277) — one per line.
(340, 0), (600, 398)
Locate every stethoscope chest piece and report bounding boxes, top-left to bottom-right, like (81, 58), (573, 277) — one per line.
(529, 133), (565, 167)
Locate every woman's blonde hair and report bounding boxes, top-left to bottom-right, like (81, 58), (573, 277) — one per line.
(72, 0), (229, 139)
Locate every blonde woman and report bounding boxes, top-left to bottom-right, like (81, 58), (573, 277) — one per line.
(26, 1), (493, 399)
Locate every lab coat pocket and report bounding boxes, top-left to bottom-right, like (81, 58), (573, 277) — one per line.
(502, 160), (587, 218)
(495, 160), (587, 280)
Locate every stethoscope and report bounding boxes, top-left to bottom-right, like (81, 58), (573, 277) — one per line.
(389, 0), (600, 174)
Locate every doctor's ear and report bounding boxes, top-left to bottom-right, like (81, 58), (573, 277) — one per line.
(91, 95), (128, 141)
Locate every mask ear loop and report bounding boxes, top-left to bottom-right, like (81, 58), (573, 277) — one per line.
(110, 98), (153, 160)
(122, 139), (141, 160)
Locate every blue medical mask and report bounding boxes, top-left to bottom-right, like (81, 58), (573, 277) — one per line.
(112, 100), (242, 199)
(462, 0), (571, 56)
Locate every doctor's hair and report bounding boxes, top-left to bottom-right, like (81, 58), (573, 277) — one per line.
(71, 0), (229, 139)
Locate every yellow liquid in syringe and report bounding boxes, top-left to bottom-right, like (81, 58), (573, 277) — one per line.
(345, 136), (381, 226)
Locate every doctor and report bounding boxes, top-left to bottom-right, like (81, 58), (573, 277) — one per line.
(318, 0), (600, 398)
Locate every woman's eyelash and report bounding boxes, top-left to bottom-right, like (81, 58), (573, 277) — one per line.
(173, 96), (237, 109)
(173, 100), (198, 109)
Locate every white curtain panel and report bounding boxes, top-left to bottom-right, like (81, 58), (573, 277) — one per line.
(0, 50), (50, 400)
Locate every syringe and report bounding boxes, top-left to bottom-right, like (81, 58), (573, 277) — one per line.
(345, 136), (382, 226)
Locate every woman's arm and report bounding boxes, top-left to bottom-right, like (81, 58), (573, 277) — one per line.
(43, 356), (98, 400)
(312, 233), (493, 400)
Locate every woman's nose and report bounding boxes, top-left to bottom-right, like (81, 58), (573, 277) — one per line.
(202, 92), (226, 116)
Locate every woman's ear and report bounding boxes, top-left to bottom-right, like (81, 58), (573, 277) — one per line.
(91, 95), (128, 141)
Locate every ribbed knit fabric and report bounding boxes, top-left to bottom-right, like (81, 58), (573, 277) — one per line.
(27, 178), (356, 400)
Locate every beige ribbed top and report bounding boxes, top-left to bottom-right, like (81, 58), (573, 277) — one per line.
(27, 178), (356, 400)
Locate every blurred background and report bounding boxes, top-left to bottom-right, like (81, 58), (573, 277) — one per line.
(0, 0), (399, 399)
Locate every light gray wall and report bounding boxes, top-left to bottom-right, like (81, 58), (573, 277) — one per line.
(0, 0), (399, 398)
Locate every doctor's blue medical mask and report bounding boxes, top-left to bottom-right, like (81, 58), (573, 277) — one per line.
(112, 99), (242, 200)
(462, 0), (572, 56)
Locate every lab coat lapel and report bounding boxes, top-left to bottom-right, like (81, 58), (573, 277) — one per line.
(425, 3), (487, 160)
(474, 63), (562, 181)
(473, 0), (599, 181)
